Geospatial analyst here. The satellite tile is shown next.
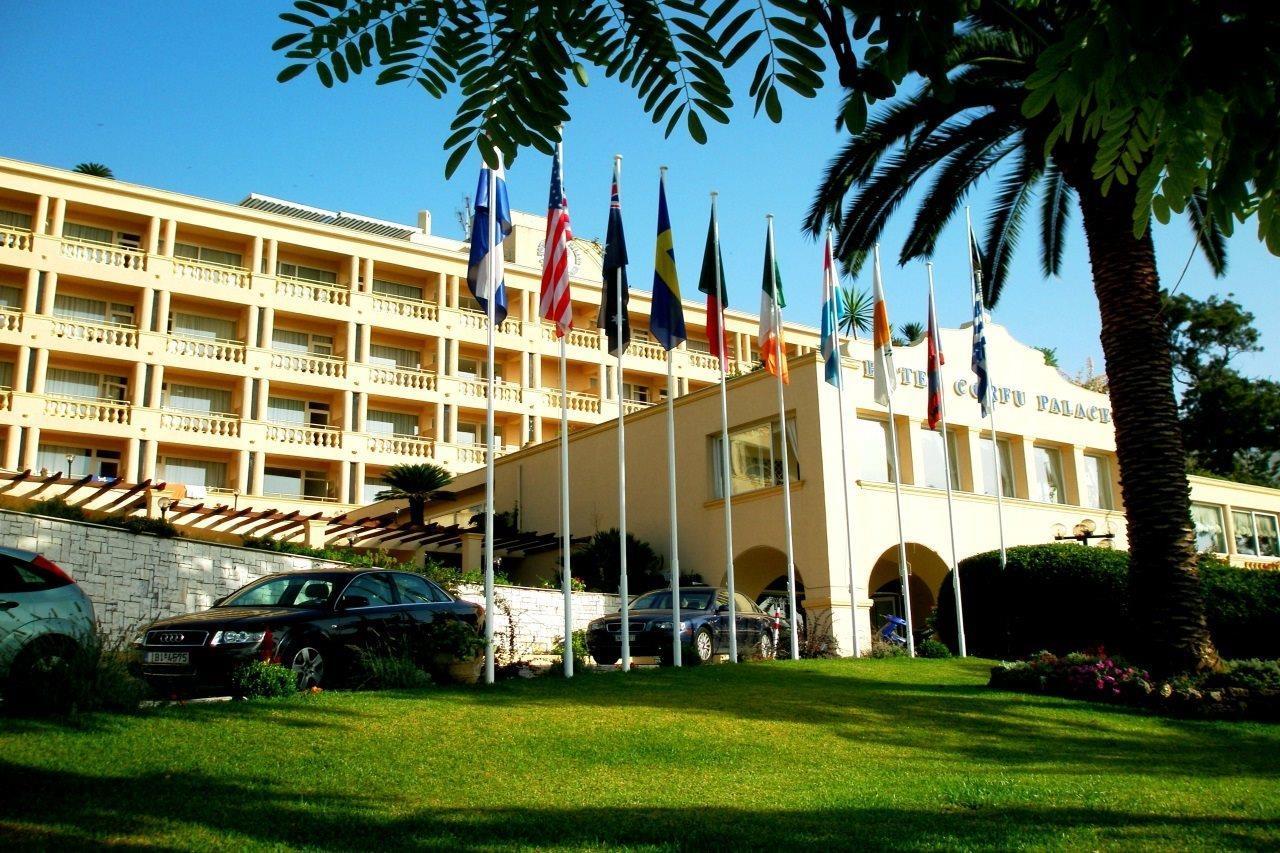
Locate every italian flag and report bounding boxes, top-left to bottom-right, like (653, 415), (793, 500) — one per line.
(759, 220), (789, 383)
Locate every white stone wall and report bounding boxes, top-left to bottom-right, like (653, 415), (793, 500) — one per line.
(1, 510), (621, 650)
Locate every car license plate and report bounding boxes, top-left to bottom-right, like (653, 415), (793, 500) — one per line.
(145, 651), (189, 665)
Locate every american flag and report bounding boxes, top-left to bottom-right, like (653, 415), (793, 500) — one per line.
(539, 143), (573, 337)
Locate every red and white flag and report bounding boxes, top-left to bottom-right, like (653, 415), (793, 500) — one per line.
(539, 142), (573, 336)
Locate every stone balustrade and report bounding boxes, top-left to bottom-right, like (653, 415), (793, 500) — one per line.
(0, 307), (20, 332)
(544, 388), (602, 414)
(369, 364), (437, 391)
(160, 410), (241, 438)
(264, 422), (343, 449)
(370, 293), (439, 322)
(43, 394), (131, 424)
(59, 237), (147, 271)
(0, 225), (32, 252)
(166, 334), (247, 364)
(367, 433), (435, 459)
(51, 317), (138, 349)
(269, 349), (348, 379)
(275, 275), (349, 307)
(628, 339), (667, 361)
(172, 257), (251, 290)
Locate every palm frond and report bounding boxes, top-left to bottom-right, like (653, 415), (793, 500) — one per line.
(982, 143), (1042, 306)
(1039, 159), (1072, 277)
(838, 287), (874, 339)
(1186, 189), (1227, 277)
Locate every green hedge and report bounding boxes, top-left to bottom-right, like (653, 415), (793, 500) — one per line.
(934, 545), (1280, 660)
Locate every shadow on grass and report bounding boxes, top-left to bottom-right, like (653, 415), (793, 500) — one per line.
(0, 761), (1275, 850)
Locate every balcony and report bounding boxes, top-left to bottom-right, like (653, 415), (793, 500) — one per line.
(621, 398), (655, 415)
(540, 325), (600, 351)
(166, 333), (247, 365)
(0, 225), (33, 252)
(365, 432), (435, 460)
(448, 307), (521, 336)
(446, 375), (522, 404)
(0, 389), (10, 411)
(171, 256), (251, 290)
(43, 394), (131, 425)
(274, 275), (349, 307)
(268, 349), (347, 379)
(58, 236), (147, 272)
(543, 388), (602, 415)
(370, 292), (439, 323)
(687, 350), (723, 372)
(264, 422), (343, 449)
(50, 317), (139, 351)
(368, 364), (437, 392)
(159, 410), (241, 439)
(435, 440), (517, 470)
(628, 339), (668, 362)
(0, 307), (20, 333)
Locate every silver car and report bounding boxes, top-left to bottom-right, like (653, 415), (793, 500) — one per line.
(0, 546), (96, 693)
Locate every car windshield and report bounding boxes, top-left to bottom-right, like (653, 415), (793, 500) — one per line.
(221, 574), (344, 609)
(630, 589), (716, 610)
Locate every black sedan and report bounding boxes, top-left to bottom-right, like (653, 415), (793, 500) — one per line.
(137, 569), (481, 693)
(586, 586), (789, 665)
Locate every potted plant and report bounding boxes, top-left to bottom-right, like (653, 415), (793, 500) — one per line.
(423, 618), (485, 684)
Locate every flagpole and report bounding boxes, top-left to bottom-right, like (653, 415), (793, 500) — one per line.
(829, 230), (861, 658)
(614, 154), (630, 673)
(559, 334), (573, 677)
(929, 262), (966, 657)
(767, 215), (799, 662)
(712, 191), (738, 664)
(878, 244), (915, 658)
(967, 207), (1008, 571)
(483, 160), (497, 685)
(661, 165), (682, 668)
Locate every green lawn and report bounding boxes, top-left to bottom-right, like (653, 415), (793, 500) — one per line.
(2, 658), (1278, 850)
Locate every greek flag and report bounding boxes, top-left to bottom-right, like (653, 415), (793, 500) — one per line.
(466, 154), (512, 324)
(969, 225), (991, 416)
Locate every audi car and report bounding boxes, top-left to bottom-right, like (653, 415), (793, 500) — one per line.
(586, 585), (789, 665)
(137, 569), (481, 693)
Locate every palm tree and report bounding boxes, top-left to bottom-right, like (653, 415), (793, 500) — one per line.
(898, 322), (926, 345)
(806, 9), (1225, 675)
(374, 462), (454, 527)
(72, 162), (114, 179)
(838, 287), (873, 340)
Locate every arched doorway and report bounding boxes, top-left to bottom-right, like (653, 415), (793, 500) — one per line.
(729, 545), (806, 628)
(867, 543), (949, 639)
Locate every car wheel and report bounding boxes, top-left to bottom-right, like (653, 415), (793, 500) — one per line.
(690, 627), (715, 665)
(591, 652), (620, 667)
(757, 631), (776, 661)
(288, 645), (326, 689)
(6, 636), (78, 705)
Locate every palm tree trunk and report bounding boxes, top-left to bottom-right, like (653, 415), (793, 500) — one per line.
(1069, 174), (1219, 675)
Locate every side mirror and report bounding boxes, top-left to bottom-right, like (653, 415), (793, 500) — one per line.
(212, 595), (227, 607)
(716, 604), (731, 614)
(338, 595), (370, 611)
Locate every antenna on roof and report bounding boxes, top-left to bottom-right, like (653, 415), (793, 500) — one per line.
(456, 196), (472, 238)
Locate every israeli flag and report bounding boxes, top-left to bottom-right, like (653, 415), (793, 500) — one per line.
(467, 155), (512, 324)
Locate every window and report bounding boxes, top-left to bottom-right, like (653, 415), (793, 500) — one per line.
(341, 573), (396, 607)
(369, 344), (420, 370)
(1082, 454), (1115, 510)
(277, 262), (337, 284)
(362, 477), (387, 504)
(266, 396), (305, 425)
(920, 428), (961, 491)
(856, 417), (895, 482)
(62, 222), (114, 244)
(710, 417), (800, 498)
(160, 457), (228, 489)
(54, 295), (136, 325)
(0, 284), (21, 308)
(0, 361), (12, 389)
(1034, 446), (1067, 504)
(622, 382), (650, 403)
(367, 409), (418, 437)
(171, 312), (237, 341)
(458, 293), (482, 313)
(455, 423), (486, 446)
(457, 357), (504, 381)
(685, 338), (711, 354)
(1232, 511), (1280, 558)
(174, 242), (243, 268)
(45, 368), (126, 401)
(1191, 503), (1226, 553)
(979, 437), (1015, 498)
(0, 557), (58, 593)
(36, 444), (120, 478)
(164, 384), (232, 415)
(372, 278), (424, 301)
(272, 329), (333, 356)
(263, 466), (330, 500)
(0, 210), (32, 230)
(734, 592), (758, 614)
(394, 573), (451, 604)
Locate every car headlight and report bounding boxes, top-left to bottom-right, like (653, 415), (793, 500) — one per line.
(211, 630), (267, 646)
(654, 621), (688, 632)
(131, 630), (147, 648)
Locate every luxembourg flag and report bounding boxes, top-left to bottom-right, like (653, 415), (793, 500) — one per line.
(820, 232), (841, 387)
(466, 154), (512, 324)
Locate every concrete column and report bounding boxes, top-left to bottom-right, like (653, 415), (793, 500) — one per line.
(337, 460), (351, 507)
(34, 196), (49, 234)
(37, 272), (57, 314)
(434, 401), (444, 441)
(893, 414), (915, 485)
(236, 450), (251, 492)
(597, 362), (608, 401)
(260, 307), (274, 348)
(21, 426), (40, 471)
(22, 270), (38, 313)
(352, 461), (366, 503)
(142, 440), (158, 481)
(356, 392), (368, 432)
(240, 377), (254, 419)
(446, 403), (458, 443)
(251, 451), (266, 495)
(460, 531), (484, 572)
(31, 349), (48, 394)
(162, 219), (177, 256)
(124, 438), (141, 483)
(131, 362), (148, 406)
(154, 289), (171, 334)
(362, 258), (374, 293)
(245, 306), (259, 349)
(520, 352), (530, 391)
(434, 336), (445, 374)
(519, 413), (530, 447)
(447, 338), (459, 374)
(50, 198), (65, 238)
(265, 239), (278, 275)
(14, 346), (30, 393)
(435, 271), (446, 304)
(1066, 445), (1087, 507)
(341, 390), (354, 432)
(358, 324), (370, 363)
(533, 416), (543, 443)
(304, 518), (329, 549)
(1016, 437), (1038, 501)
(3, 425), (21, 470)
(146, 217), (161, 255)
(138, 287), (154, 333)
(345, 322), (357, 362)
(348, 255), (360, 291)
(256, 379), (270, 422)
(449, 274), (459, 307)
(251, 236), (264, 274)
(147, 364), (165, 408)
(533, 352), (543, 388)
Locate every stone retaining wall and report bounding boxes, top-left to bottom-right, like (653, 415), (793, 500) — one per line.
(1, 510), (619, 650)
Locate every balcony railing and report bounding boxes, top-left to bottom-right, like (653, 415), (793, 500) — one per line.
(275, 275), (349, 307)
(371, 293), (439, 323)
(452, 307), (521, 336)
(368, 364), (437, 392)
(166, 334), (247, 365)
(437, 441), (517, 467)
(43, 394), (131, 424)
(59, 237), (147, 271)
(544, 388), (602, 415)
(540, 325), (600, 350)
(450, 376), (522, 403)
(263, 490), (340, 504)
(0, 389), (10, 411)
(160, 410), (241, 438)
(51, 317), (138, 349)
(687, 350), (723, 371)
(366, 433), (435, 459)
(172, 257), (251, 290)
(628, 339), (667, 361)
(0, 225), (33, 252)
(269, 349), (348, 379)
(264, 422), (343, 449)
(0, 307), (20, 332)
(621, 398), (655, 415)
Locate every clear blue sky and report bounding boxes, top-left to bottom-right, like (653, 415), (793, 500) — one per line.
(1, 1), (1275, 379)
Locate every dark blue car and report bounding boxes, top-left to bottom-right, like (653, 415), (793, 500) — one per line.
(586, 585), (789, 665)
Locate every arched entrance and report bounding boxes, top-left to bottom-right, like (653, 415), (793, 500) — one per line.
(867, 543), (949, 638)
(729, 545), (806, 627)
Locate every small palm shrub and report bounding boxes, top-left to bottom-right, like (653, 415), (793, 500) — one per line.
(231, 661), (297, 698)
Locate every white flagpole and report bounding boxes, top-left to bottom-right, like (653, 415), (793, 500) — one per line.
(483, 160), (497, 685)
(829, 230), (861, 658)
(769, 215), (799, 662)
(614, 154), (630, 672)
(967, 207), (1009, 571)
(878, 245), (915, 657)
(559, 334), (573, 676)
(712, 192), (738, 664)
(929, 263), (967, 657)
(661, 167), (682, 668)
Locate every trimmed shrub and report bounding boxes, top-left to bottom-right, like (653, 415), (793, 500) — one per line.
(934, 544), (1129, 659)
(551, 630), (590, 671)
(231, 661), (297, 698)
(25, 497), (88, 522)
(869, 637), (908, 658)
(917, 638), (953, 659)
(105, 516), (178, 538)
(1201, 561), (1280, 659)
(5, 633), (150, 717)
(353, 647), (432, 690)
